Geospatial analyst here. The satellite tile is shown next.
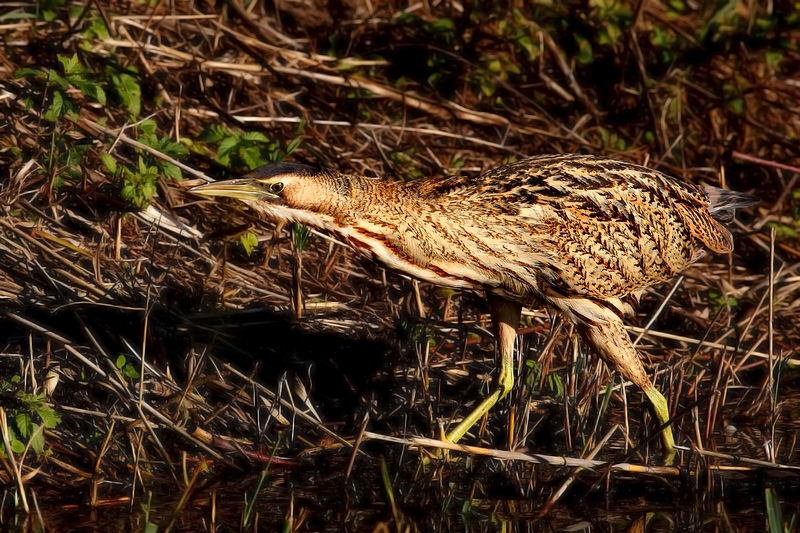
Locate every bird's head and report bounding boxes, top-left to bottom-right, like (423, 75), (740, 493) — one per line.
(191, 163), (345, 227)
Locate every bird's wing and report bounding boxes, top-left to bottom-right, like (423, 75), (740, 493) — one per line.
(461, 155), (733, 301)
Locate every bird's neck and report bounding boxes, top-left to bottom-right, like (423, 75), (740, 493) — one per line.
(328, 173), (416, 222)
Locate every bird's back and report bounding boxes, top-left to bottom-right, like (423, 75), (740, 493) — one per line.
(405, 154), (755, 304)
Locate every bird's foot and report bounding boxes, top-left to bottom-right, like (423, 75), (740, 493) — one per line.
(660, 445), (677, 467)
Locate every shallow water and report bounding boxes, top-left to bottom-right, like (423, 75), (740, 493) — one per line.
(6, 446), (798, 532)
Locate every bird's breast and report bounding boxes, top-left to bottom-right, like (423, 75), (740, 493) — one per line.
(339, 222), (479, 290)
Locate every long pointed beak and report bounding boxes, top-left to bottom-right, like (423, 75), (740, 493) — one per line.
(190, 179), (276, 201)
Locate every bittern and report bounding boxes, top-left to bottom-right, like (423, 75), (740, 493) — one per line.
(192, 154), (756, 456)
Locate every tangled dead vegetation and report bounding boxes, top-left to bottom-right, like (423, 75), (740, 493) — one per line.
(1, 0), (799, 527)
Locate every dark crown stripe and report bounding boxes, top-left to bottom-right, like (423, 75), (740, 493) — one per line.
(248, 162), (318, 179)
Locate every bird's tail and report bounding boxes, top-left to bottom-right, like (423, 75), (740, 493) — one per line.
(677, 186), (758, 255)
(703, 186), (760, 223)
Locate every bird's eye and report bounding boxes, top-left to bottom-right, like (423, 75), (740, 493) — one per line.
(269, 182), (284, 194)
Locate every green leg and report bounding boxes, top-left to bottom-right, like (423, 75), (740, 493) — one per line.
(445, 296), (521, 444)
(578, 314), (677, 463)
(444, 352), (514, 443)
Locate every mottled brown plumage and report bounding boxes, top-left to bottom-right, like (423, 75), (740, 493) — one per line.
(192, 154), (757, 458)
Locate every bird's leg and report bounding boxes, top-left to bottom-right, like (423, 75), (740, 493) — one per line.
(445, 295), (522, 444)
(577, 316), (676, 462)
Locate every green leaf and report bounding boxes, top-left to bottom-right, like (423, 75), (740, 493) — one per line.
(139, 119), (158, 137)
(38, 406), (62, 428)
(14, 67), (43, 79)
(285, 137), (302, 155)
(142, 180), (157, 201)
(240, 231), (259, 256)
(160, 139), (189, 158)
(160, 162), (183, 181)
(430, 18), (455, 33)
(58, 53), (83, 77)
(599, 23), (622, 46)
(11, 439), (25, 454)
(16, 412), (33, 438)
(111, 72), (142, 117)
(727, 97), (745, 115)
(242, 131), (270, 143)
(122, 364), (140, 379)
(767, 221), (797, 239)
(29, 430), (45, 454)
(47, 70), (70, 89)
(517, 35), (538, 59)
(45, 91), (65, 121)
(293, 223), (310, 252)
(575, 36), (594, 64)
(480, 77), (495, 97)
(101, 153), (117, 174)
(650, 26), (676, 49)
(504, 58), (521, 75)
(765, 50), (783, 71)
(524, 359), (542, 390)
(241, 146), (266, 169)
(199, 124), (228, 143)
(121, 157), (161, 208)
(668, 0), (685, 12)
(90, 83), (107, 105)
(487, 58), (503, 74)
(72, 78), (107, 104)
(121, 183), (136, 202)
(765, 488), (784, 533)
(65, 143), (91, 166)
(84, 17), (110, 39)
(548, 374), (564, 397)
(217, 136), (239, 162)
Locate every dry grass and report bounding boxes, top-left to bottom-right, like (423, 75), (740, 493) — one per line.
(1, 0), (799, 529)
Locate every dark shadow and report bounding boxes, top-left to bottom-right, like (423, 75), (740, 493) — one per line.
(183, 307), (394, 422)
(2, 301), (394, 430)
